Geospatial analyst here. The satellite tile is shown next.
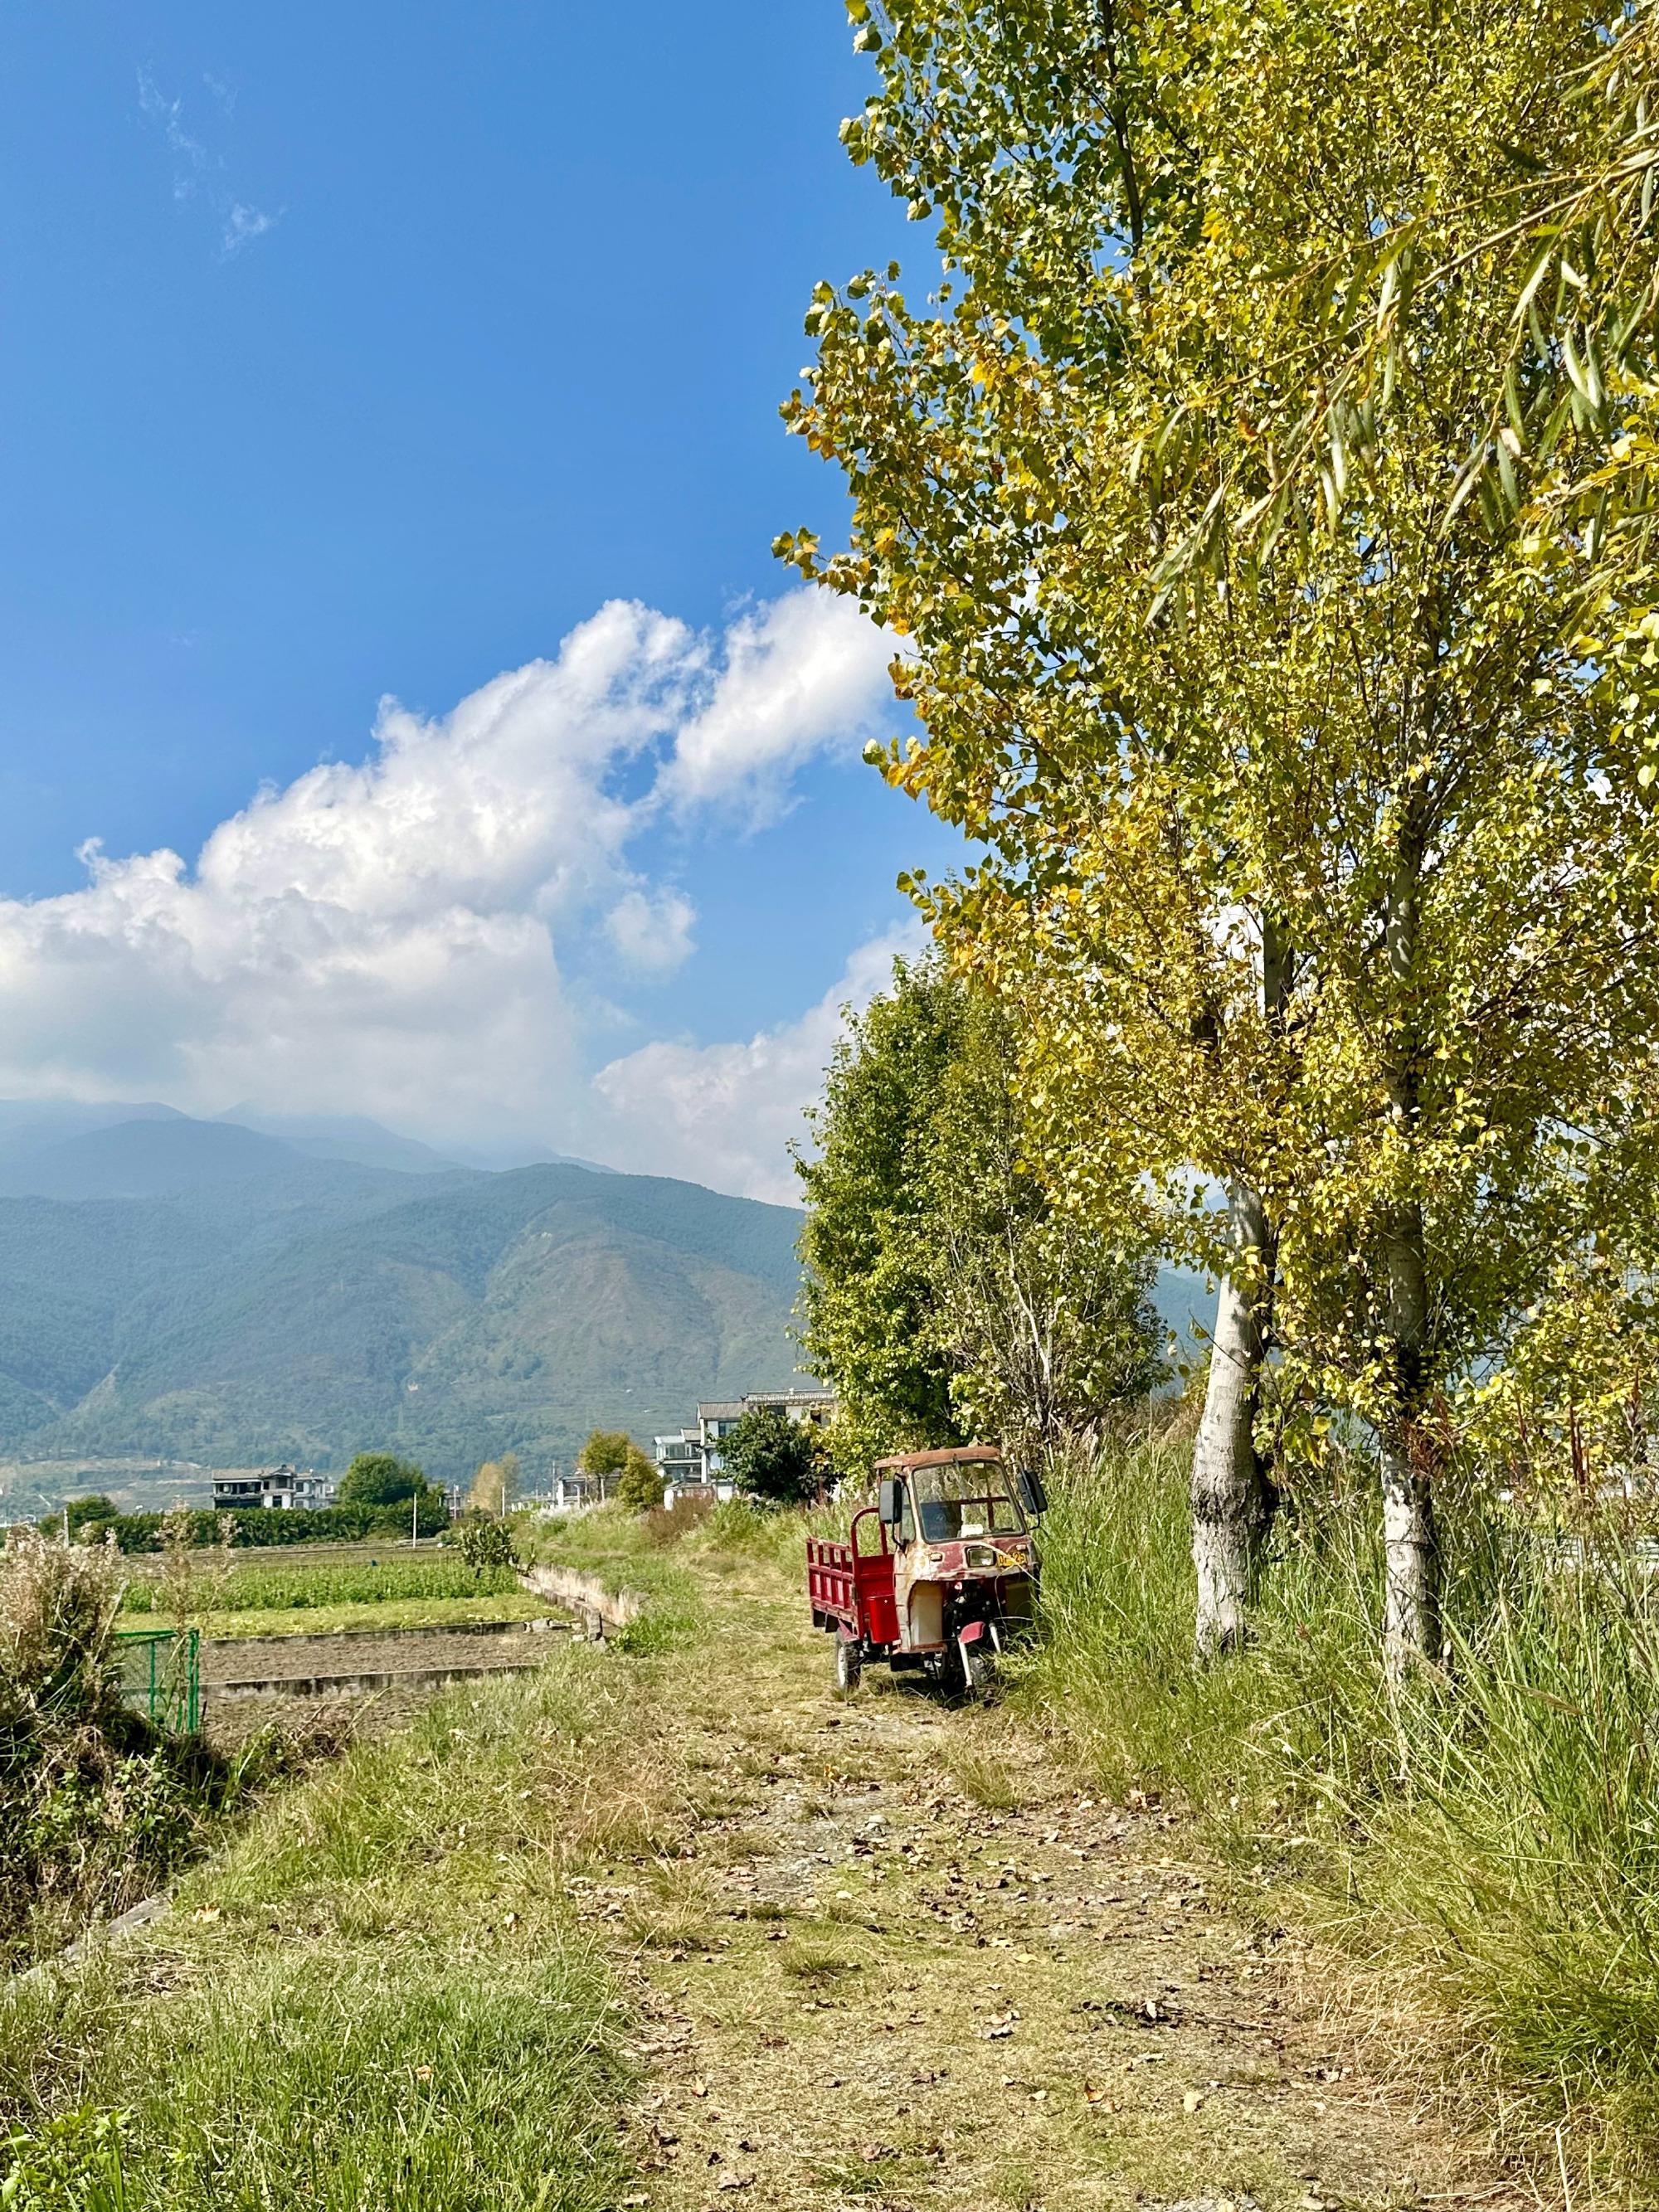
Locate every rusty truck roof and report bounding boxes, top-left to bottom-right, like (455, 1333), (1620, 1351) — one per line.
(871, 1443), (1004, 1473)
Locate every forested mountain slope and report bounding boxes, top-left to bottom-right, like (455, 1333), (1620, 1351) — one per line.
(0, 1113), (810, 1481)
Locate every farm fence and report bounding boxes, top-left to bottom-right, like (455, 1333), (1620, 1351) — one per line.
(115, 1625), (201, 1733)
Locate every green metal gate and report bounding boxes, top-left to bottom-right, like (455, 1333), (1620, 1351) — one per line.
(115, 1626), (201, 1733)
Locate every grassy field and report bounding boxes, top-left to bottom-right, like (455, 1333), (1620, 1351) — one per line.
(144, 1591), (561, 1640)
(7, 1490), (1632, 2206)
(0, 1649), (651, 2210)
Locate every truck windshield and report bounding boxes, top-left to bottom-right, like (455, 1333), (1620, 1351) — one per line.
(909, 1462), (1024, 1541)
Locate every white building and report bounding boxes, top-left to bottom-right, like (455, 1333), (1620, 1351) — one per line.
(521, 1471), (618, 1514)
(212, 1464), (337, 1511)
(652, 1390), (837, 1500)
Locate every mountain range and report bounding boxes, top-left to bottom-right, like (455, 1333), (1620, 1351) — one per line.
(0, 1102), (811, 1504)
(0, 1100), (1212, 1519)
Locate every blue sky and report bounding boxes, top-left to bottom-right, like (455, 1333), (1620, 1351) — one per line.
(0, 2), (962, 1196)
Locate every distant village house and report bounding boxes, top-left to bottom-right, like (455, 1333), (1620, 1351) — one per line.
(211, 1464), (337, 1512)
(653, 1390), (836, 1504)
(539, 1470), (616, 1514)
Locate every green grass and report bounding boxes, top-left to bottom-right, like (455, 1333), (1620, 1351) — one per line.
(523, 1505), (703, 1652)
(122, 1555), (522, 1615)
(1024, 1436), (1659, 2192)
(0, 1651), (644, 2210)
(136, 1592), (557, 1640)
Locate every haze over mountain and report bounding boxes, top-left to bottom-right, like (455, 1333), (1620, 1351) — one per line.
(0, 1103), (810, 1486)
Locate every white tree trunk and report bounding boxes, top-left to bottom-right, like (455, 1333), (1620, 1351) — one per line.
(1190, 912), (1288, 1661)
(1379, 834), (1438, 1681)
(1381, 1428), (1438, 1680)
(1380, 1203), (1438, 1681)
(1190, 1191), (1273, 1660)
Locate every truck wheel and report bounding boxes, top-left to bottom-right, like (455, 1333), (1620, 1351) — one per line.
(834, 1640), (862, 1696)
(958, 1637), (995, 1696)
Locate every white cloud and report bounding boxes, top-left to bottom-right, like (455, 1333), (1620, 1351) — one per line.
(137, 66), (280, 258)
(590, 923), (925, 1203)
(0, 592), (912, 1194)
(605, 887), (697, 975)
(221, 202), (280, 256)
(139, 67), (212, 207)
(661, 590), (895, 818)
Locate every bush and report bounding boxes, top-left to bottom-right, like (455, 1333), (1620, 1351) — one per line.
(718, 1407), (821, 1506)
(456, 1519), (517, 1575)
(0, 1534), (227, 1960)
(0, 2107), (129, 2210)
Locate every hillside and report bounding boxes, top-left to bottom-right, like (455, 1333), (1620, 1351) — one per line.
(0, 1111), (812, 1485)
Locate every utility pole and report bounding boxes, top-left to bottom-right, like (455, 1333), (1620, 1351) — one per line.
(411, 1485), (419, 1548)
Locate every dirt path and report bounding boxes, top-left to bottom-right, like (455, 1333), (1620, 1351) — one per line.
(576, 1555), (1511, 2212)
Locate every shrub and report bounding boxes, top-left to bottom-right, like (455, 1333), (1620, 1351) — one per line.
(0, 1534), (221, 1957)
(0, 2107), (129, 2210)
(718, 1407), (821, 1506)
(616, 1448), (664, 1514)
(456, 1519), (517, 1575)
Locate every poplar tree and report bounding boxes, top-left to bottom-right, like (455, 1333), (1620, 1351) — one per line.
(797, 955), (1166, 1469)
(784, 0), (1659, 1667)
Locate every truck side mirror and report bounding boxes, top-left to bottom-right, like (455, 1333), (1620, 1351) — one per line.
(878, 1479), (902, 1528)
(1016, 1468), (1048, 1519)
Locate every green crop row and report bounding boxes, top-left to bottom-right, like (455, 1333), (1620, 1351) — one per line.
(121, 1557), (520, 1615)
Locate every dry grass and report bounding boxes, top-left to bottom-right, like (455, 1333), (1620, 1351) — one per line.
(644, 1496), (713, 1547)
(551, 1542), (1500, 2212)
(623, 1860), (720, 1952)
(776, 1935), (860, 1982)
(943, 1742), (1022, 1810)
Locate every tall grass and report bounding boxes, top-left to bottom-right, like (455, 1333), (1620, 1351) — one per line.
(0, 1534), (286, 1963)
(522, 1504), (705, 1651)
(0, 1654), (647, 2210)
(1029, 1438), (1659, 2187)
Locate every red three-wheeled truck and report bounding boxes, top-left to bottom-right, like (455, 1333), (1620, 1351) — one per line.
(805, 1444), (1048, 1694)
